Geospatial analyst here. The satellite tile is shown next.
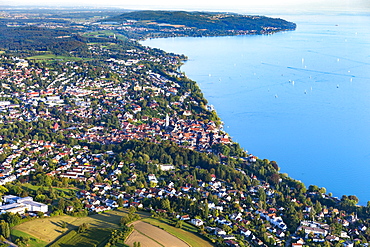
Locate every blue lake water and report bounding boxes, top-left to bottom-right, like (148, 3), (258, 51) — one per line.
(141, 12), (370, 204)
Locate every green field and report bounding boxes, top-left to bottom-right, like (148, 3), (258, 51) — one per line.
(49, 228), (112, 247)
(11, 229), (48, 247)
(21, 184), (78, 195)
(12, 210), (213, 247)
(142, 218), (213, 247)
(12, 209), (129, 244)
(83, 30), (127, 41)
(27, 54), (83, 61)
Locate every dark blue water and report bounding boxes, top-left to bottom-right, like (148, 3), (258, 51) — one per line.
(142, 12), (370, 203)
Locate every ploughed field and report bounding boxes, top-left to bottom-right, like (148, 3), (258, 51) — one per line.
(126, 221), (189, 247)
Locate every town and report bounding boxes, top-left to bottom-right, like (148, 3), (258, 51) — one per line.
(0, 7), (368, 247)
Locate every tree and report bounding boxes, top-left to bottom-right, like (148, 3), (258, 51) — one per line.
(3, 213), (21, 227)
(203, 199), (209, 218)
(257, 187), (266, 202)
(0, 221), (10, 239)
(314, 201), (322, 213)
(78, 223), (89, 233)
(222, 224), (232, 234)
(161, 198), (171, 211)
(323, 241), (331, 247)
(0, 186), (8, 197)
(175, 220), (183, 228)
(15, 236), (30, 247)
(61, 221), (67, 229)
(128, 206), (137, 214)
(57, 198), (66, 211)
(269, 173), (280, 185)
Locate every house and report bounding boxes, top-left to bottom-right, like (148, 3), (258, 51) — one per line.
(292, 244), (303, 247)
(340, 231), (350, 238)
(159, 164), (175, 171)
(291, 238), (305, 246)
(180, 215), (190, 221)
(359, 225), (367, 232)
(276, 230), (285, 238)
(105, 199), (119, 208)
(240, 228), (252, 237)
(342, 241), (354, 247)
(325, 235), (339, 242)
(223, 235), (236, 240)
(297, 225), (327, 237)
(225, 240), (239, 247)
(148, 174), (158, 184)
(214, 228), (226, 235)
(190, 218), (204, 227)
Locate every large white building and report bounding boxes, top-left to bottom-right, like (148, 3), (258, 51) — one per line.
(0, 195), (48, 214)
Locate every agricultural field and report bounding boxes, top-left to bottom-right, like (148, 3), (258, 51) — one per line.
(128, 218), (213, 247)
(125, 221), (189, 247)
(49, 228), (112, 247)
(125, 230), (162, 247)
(12, 210), (214, 247)
(12, 209), (129, 244)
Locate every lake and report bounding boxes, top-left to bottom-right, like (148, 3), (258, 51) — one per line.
(141, 11), (370, 204)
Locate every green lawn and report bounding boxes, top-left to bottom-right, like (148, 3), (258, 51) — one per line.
(27, 54), (82, 61)
(83, 30), (127, 41)
(83, 30), (115, 37)
(49, 228), (112, 247)
(11, 229), (48, 247)
(142, 218), (213, 247)
(21, 184), (78, 195)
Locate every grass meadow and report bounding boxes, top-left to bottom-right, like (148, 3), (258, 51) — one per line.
(12, 209), (129, 245)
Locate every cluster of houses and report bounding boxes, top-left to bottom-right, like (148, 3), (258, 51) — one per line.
(40, 145), (361, 246)
(0, 122), (365, 246)
(0, 52), (231, 152)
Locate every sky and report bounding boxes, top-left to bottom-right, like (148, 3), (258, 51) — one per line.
(2, 0), (370, 13)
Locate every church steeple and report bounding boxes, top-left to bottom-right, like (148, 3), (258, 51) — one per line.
(165, 114), (170, 127)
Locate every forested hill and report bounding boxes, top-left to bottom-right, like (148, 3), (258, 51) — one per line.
(102, 10), (296, 38)
(0, 25), (88, 55)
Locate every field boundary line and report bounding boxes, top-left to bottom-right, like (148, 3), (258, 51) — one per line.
(134, 228), (165, 247)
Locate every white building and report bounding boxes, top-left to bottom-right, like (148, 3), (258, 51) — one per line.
(159, 164), (175, 171)
(0, 195), (48, 214)
(190, 218), (204, 227)
(148, 174), (158, 184)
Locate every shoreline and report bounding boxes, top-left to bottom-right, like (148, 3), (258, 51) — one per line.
(139, 24), (367, 205)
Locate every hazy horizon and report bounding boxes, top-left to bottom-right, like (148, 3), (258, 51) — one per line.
(2, 0), (370, 14)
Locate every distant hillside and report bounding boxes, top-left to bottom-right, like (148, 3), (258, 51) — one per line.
(0, 25), (88, 55)
(102, 10), (296, 37)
